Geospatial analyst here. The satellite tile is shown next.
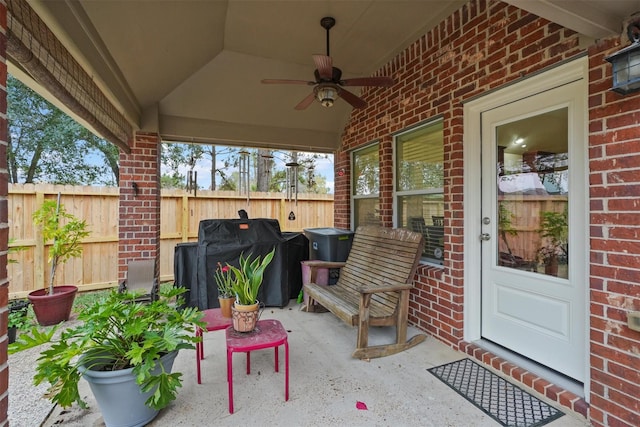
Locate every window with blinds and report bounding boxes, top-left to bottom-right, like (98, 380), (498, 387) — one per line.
(395, 120), (445, 264)
(352, 143), (380, 228)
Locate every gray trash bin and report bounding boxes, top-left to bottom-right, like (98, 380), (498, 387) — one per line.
(303, 228), (354, 284)
(303, 227), (354, 262)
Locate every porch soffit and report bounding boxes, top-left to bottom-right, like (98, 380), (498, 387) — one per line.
(18, 1), (640, 153)
(7, 0), (133, 152)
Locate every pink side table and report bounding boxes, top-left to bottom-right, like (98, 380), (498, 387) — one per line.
(225, 319), (289, 414)
(196, 308), (233, 384)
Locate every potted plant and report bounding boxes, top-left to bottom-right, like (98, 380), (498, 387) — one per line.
(214, 262), (235, 317)
(227, 247), (276, 332)
(536, 207), (568, 276)
(7, 300), (30, 344)
(10, 287), (204, 427)
(28, 194), (91, 325)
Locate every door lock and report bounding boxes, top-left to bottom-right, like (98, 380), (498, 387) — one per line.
(480, 233), (491, 241)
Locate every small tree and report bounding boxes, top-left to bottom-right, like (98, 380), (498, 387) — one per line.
(536, 206), (568, 270)
(498, 201), (518, 256)
(32, 194), (90, 294)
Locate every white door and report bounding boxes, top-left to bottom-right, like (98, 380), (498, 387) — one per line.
(480, 79), (586, 381)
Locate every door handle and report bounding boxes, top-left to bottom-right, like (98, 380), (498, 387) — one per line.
(480, 233), (491, 241)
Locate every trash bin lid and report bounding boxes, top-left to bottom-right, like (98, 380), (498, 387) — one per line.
(303, 227), (353, 236)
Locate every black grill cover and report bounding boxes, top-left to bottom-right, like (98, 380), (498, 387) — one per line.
(174, 219), (308, 309)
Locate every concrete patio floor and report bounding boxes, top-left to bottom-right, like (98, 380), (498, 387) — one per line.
(11, 301), (590, 426)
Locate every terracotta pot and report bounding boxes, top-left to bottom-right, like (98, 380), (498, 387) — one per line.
(218, 296), (235, 318)
(28, 285), (78, 326)
(231, 302), (260, 332)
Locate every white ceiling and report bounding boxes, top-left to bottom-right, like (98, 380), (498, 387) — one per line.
(23, 0), (640, 152)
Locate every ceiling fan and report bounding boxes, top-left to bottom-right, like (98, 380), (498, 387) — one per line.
(261, 16), (396, 110)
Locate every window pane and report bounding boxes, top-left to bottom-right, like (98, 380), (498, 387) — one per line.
(398, 194), (444, 264)
(496, 108), (569, 278)
(354, 198), (380, 228)
(396, 121), (443, 192)
(395, 120), (444, 264)
(353, 144), (379, 196)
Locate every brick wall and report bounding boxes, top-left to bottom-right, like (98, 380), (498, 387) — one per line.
(332, 0), (640, 422)
(587, 36), (640, 427)
(337, 0), (581, 348)
(118, 132), (161, 281)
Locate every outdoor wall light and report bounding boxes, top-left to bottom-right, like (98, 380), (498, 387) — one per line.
(606, 22), (640, 95)
(316, 85), (337, 107)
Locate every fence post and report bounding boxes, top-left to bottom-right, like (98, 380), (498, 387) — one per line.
(182, 194), (189, 242)
(279, 197), (286, 227)
(34, 191), (45, 293)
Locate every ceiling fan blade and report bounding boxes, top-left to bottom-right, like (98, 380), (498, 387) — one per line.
(340, 76), (396, 87)
(313, 54), (333, 80)
(294, 91), (316, 110)
(337, 87), (367, 109)
(262, 79), (315, 85)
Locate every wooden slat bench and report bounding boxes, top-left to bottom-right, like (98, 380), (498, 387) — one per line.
(303, 226), (427, 359)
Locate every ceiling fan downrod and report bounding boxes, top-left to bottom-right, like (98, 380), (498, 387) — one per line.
(320, 17), (335, 57)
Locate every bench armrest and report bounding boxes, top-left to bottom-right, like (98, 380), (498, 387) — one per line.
(357, 282), (412, 294)
(304, 261), (346, 269)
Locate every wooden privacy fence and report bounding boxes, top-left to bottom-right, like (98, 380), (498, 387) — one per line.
(8, 184), (334, 299)
(497, 195), (568, 262)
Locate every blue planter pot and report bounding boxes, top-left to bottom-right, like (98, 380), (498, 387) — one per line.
(81, 350), (178, 427)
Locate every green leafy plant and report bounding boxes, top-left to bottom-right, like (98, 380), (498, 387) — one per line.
(8, 238), (28, 264)
(32, 197), (91, 294)
(498, 202), (518, 249)
(214, 263), (234, 298)
(9, 287), (204, 410)
(536, 207), (568, 265)
(227, 248), (276, 305)
(8, 305), (30, 329)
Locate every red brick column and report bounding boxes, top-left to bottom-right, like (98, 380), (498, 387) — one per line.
(0, 2), (9, 424)
(118, 132), (161, 281)
(333, 147), (350, 228)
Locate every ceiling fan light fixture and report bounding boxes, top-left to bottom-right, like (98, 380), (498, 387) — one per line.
(261, 16), (393, 110)
(316, 85), (337, 107)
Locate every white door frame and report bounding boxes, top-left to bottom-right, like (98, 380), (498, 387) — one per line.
(462, 57), (589, 391)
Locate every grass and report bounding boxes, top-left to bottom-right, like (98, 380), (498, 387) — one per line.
(71, 288), (112, 312)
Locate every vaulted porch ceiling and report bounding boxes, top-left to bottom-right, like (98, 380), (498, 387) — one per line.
(17, 0), (639, 153)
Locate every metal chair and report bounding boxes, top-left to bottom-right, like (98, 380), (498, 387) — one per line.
(118, 259), (159, 302)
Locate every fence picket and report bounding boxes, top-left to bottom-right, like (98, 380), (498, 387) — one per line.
(8, 184), (334, 299)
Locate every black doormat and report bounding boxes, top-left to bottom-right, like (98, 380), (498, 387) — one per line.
(428, 358), (564, 427)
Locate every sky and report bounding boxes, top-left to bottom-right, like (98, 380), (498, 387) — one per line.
(165, 148), (335, 194)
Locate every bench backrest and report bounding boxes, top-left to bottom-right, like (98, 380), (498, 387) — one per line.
(337, 226), (424, 310)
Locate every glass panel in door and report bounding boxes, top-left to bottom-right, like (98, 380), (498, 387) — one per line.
(496, 108), (568, 279)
